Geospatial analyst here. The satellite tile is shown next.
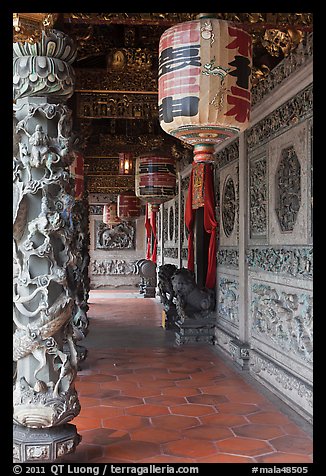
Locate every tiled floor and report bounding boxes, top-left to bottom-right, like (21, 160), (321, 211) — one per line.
(60, 290), (313, 464)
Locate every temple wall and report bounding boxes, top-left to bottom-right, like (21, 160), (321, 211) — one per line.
(214, 37), (313, 422)
(88, 193), (145, 288)
(158, 34), (313, 422)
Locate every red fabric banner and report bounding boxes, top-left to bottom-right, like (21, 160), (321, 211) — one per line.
(145, 204), (152, 260)
(203, 164), (218, 289)
(150, 209), (157, 264)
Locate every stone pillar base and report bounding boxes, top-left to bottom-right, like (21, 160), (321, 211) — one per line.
(175, 318), (216, 345)
(13, 423), (81, 463)
(229, 338), (250, 370)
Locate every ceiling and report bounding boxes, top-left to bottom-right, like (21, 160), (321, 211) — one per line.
(13, 12), (313, 195)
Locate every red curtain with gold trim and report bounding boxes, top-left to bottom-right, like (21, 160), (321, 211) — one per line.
(203, 164), (218, 289)
(185, 164), (217, 288)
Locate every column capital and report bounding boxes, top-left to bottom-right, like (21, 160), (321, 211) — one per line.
(13, 29), (76, 101)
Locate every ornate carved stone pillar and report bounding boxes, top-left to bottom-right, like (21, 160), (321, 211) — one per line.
(13, 30), (81, 462)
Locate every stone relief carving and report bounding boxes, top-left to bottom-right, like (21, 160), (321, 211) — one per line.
(163, 207), (169, 242)
(13, 95), (82, 430)
(246, 247), (312, 279)
(215, 139), (239, 170)
(95, 220), (135, 249)
(89, 204), (104, 215)
(251, 283), (313, 363)
(247, 84), (313, 151)
(13, 30), (76, 101)
(275, 146), (301, 232)
(180, 177), (190, 248)
(250, 351), (313, 412)
(91, 259), (136, 275)
(217, 249), (239, 268)
(252, 32), (313, 107)
(222, 176), (236, 238)
(249, 156), (267, 238)
(163, 248), (178, 259)
(218, 277), (239, 325)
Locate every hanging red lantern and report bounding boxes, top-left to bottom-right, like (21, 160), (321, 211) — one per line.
(69, 150), (84, 200)
(117, 191), (141, 221)
(158, 14), (252, 163)
(119, 152), (134, 175)
(135, 151), (176, 211)
(103, 202), (121, 226)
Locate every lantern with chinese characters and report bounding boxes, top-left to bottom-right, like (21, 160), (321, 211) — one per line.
(69, 151), (84, 201)
(135, 151), (176, 211)
(119, 152), (133, 175)
(103, 202), (121, 226)
(158, 15), (252, 163)
(117, 191), (141, 221)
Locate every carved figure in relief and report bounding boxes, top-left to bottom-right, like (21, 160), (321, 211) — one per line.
(171, 268), (215, 320)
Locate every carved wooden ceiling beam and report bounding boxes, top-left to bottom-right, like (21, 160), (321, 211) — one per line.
(62, 12), (312, 31)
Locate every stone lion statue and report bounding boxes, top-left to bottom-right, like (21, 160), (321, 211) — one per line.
(171, 268), (215, 320)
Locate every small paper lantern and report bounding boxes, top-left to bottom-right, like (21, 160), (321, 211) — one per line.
(158, 15), (252, 163)
(117, 191), (141, 221)
(119, 152), (133, 175)
(135, 152), (176, 209)
(103, 203), (121, 226)
(69, 151), (84, 201)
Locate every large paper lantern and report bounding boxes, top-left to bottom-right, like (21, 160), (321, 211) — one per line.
(117, 191), (141, 221)
(158, 15), (252, 163)
(103, 202), (121, 226)
(135, 152), (176, 211)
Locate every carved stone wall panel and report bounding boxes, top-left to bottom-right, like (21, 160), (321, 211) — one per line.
(249, 151), (268, 243)
(249, 279), (313, 373)
(181, 175), (190, 250)
(164, 199), (178, 247)
(217, 248), (239, 269)
(249, 350), (313, 422)
(214, 326), (239, 360)
(268, 121), (310, 245)
(217, 273), (240, 333)
(88, 194), (145, 288)
(219, 162), (239, 246)
(95, 220), (135, 250)
(246, 247), (313, 280)
(247, 84), (312, 153)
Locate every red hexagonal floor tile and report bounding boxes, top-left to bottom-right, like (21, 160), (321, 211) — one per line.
(216, 437), (274, 456)
(169, 403), (217, 417)
(233, 423), (286, 439)
(130, 427), (180, 444)
(151, 414), (199, 430)
(163, 438), (218, 458)
(104, 440), (162, 462)
(269, 435), (313, 455)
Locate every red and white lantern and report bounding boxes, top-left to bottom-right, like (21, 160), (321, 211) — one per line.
(158, 15), (252, 163)
(135, 152), (176, 211)
(117, 191), (141, 221)
(103, 202), (121, 226)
